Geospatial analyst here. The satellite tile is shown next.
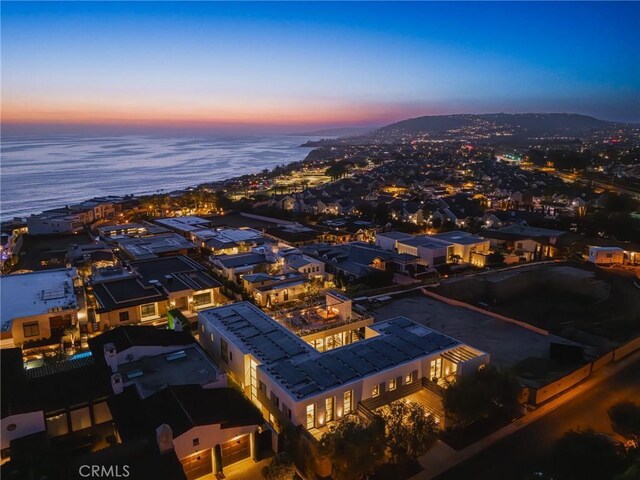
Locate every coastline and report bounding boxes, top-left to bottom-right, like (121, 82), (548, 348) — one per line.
(1, 134), (327, 221)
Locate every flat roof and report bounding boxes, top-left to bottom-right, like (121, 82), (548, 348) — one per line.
(119, 344), (221, 398)
(377, 231), (414, 240)
(193, 227), (263, 243)
(130, 255), (221, 292)
(212, 252), (273, 269)
(89, 326), (196, 360)
(119, 234), (196, 260)
(0, 268), (78, 332)
(92, 277), (167, 313)
(399, 235), (453, 249)
(432, 231), (488, 245)
(155, 216), (210, 233)
(200, 302), (473, 401)
(254, 277), (308, 293)
(265, 317), (462, 400)
(200, 302), (312, 362)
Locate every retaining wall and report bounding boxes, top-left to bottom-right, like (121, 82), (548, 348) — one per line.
(530, 364), (592, 405)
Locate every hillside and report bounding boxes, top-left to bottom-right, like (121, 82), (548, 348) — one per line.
(374, 113), (620, 140)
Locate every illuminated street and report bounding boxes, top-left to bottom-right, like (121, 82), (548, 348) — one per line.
(435, 358), (640, 480)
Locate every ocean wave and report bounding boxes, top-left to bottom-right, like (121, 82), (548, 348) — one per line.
(0, 134), (317, 219)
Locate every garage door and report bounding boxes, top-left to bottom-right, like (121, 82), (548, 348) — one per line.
(181, 449), (212, 480)
(221, 434), (250, 466)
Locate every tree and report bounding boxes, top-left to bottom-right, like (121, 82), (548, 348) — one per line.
(378, 401), (438, 464)
(303, 279), (322, 308)
(262, 452), (296, 480)
(319, 415), (386, 480)
(443, 366), (521, 428)
(609, 402), (640, 446)
(334, 271), (348, 290)
(63, 324), (79, 346)
(550, 429), (624, 480)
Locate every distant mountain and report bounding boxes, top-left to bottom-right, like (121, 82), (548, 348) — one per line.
(291, 126), (377, 137)
(373, 113), (622, 140)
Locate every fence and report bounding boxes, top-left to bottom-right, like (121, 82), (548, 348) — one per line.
(528, 336), (640, 406)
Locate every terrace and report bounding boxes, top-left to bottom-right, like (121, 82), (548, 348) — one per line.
(274, 304), (371, 336)
(272, 291), (374, 351)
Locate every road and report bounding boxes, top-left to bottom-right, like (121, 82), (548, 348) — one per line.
(552, 170), (640, 201)
(435, 358), (640, 480)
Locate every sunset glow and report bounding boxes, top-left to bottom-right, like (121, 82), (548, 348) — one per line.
(2, 2), (639, 133)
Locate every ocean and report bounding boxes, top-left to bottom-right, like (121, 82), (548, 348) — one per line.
(0, 134), (319, 220)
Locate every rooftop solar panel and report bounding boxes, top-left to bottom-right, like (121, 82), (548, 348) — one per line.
(384, 335), (424, 357)
(370, 339), (410, 363)
(298, 361), (339, 389)
(332, 349), (376, 376)
(202, 306), (476, 401)
(271, 362), (307, 386)
(391, 317), (413, 328)
(295, 383), (321, 398)
(317, 355), (358, 382)
(351, 345), (393, 369)
(235, 326), (260, 338)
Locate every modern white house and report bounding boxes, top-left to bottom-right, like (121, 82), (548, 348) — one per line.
(198, 301), (489, 466)
(0, 268), (80, 348)
(393, 231), (490, 266)
(375, 231), (414, 252)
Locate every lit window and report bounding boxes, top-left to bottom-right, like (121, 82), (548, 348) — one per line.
(306, 404), (316, 430)
(193, 292), (212, 307)
(141, 303), (156, 318)
(210, 333), (214, 342)
(23, 322), (40, 338)
(344, 390), (352, 415)
(389, 378), (396, 391)
(325, 397), (334, 422)
(405, 373), (413, 385)
(371, 385), (379, 397)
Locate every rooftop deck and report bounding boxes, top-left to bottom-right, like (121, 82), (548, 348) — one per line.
(273, 303), (372, 337)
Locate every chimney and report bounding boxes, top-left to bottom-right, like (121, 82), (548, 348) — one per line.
(156, 424), (174, 453)
(111, 373), (123, 395)
(104, 342), (118, 373)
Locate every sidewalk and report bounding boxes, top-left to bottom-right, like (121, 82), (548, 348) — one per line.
(411, 348), (640, 480)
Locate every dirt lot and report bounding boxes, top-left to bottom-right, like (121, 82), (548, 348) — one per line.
(371, 292), (598, 372)
(434, 263), (640, 343)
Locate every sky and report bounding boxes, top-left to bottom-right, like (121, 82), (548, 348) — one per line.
(1, 1), (639, 134)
